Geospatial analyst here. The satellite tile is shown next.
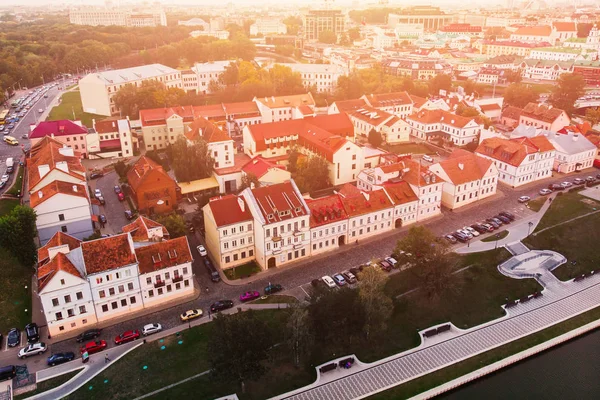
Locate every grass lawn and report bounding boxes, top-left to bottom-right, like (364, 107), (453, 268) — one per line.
(252, 294), (298, 304)
(223, 261), (262, 280)
(368, 302), (600, 400)
(0, 198), (20, 216)
(534, 189), (599, 232)
(65, 310), (294, 400)
(14, 369), (83, 400)
(0, 247), (33, 333)
(527, 197), (547, 212)
(47, 91), (106, 128)
(384, 142), (433, 155)
(6, 165), (24, 196)
(481, 230), (508, 242)
(524, 212), (600, 281)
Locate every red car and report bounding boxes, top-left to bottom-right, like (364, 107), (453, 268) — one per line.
(80, 340), (107, 355)
(114, 330), (140, 345)
(117, 192), (125, 201)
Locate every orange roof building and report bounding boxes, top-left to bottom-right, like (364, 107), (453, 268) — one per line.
(476, 136), (556, 187)
(518, 103), (571, 132)
(253, 93), (315, 123)
(428, 149), (499, 209)
(127, 156), (179, 214)
(406, 109), (482, 146)
(360, 91), (414, 118)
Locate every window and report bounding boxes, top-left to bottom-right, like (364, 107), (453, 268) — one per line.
(64, 295), (71, 303)
(158, 288), (163, 295)
(176, 283), (181, 290)
(118, 285), (125, 293)
(167, 285), (172, 292)
(111, 301), (118, 310)
(96, 277), (102, 284)
(58, 214), (65, 221)
(149, 290), (154, 298)
(99, 290), (106, 298)
(182, 267), (188, 275)
(79, 305), (87, 314)
(76, 292), (83, 300)
(249, 249), (254, 257)
(52, 298), (59, 307)
(128, 283), (134, 291)
(165, 272), (170, 280)
(184, 279), (190, 287)
(61, 226), (68, 233)
(146, 277), (152, 285)
(56, 311), (64, 320)
(121, 299), (127, 307)
(67, 309), (75, 317)
(116, 272), (121, 279)
(130, 296), (136, 304)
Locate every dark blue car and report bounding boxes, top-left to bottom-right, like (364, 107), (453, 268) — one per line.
(47, 352), (75, 366)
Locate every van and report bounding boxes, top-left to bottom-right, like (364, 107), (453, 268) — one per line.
(6, 157), (14, 173)
(4, 136), (18, 146)
(0, 365), (16, 382)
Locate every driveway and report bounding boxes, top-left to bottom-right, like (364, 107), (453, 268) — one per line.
(90, 171), (129, 234)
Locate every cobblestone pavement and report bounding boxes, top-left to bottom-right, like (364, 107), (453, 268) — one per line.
(90, 171), (129, 235)
(275, 273), (600, 400)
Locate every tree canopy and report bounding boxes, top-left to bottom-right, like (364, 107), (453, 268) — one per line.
(168, 136), (214, 182)
(368, 128), (383, 147)
(585, 108), (600, 127)
(293, 155), (330, 193)
(318, 30), (338, 44)
(0, 205), (37, 266)
(503, 83), (539, 108)
(153, 213), (186, 238)
(549, 73), (586, 116)
(113, 80), (187, 119)
(428, 73), (452, 96)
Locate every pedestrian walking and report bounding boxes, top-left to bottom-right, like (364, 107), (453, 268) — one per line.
(105, 353), (110, 364)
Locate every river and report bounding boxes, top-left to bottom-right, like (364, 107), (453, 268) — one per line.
(439, 328), (600, 399)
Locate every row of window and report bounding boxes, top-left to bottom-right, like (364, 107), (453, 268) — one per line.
(265, 220), (306, 238)
(100, 296), (139, 313)
(147, 279), (190, 298)
(95, 269), (133, 285)
(51, 291), (84, 307)
(224, 249), (254, 264)
(312, 224), (346, 239)
(223, 236), (252, 250)
(55, 304), (88, 321)
(350, 221), (391, 237)
(99, 282), (135, 298)
(144, 267), (188, 285)
(266, 235), (305, 251)
(222, 224), (253, 236)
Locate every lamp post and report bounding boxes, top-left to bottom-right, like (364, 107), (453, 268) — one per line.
(494, 232), (501, 249)
(527, 221), (534, 237)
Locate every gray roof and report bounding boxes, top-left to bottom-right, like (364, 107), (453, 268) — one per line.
(86, 64), (179, 85)
(542, 131), (596, 155)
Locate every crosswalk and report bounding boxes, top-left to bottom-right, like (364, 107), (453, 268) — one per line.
(277, 274), (600, 400)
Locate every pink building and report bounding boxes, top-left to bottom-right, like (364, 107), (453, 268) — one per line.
(29, 120), (89, 156)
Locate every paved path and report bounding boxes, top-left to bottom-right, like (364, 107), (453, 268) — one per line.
(273, 272), (600, 400)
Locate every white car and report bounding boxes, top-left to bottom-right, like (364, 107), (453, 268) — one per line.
(1, 175), (9, 183)
(459, 229), (473, 239)
(18, 342), (47, 359)
(321, 275), (336, 289)
(142, 323), (162, 336)
(38, 108), (43, 113)
(196, 245), (207, 257)
(539, 188), (552, 196)
(94, 188), (102, 198)
(561, 181), (573, 188)
(422, 154), (433, 162)
(463, 226), (480, 237)
(518, 196), (531, 203)
(385, 257), (398, 267)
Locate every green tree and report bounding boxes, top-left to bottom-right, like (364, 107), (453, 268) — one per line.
(503, 83), (539, 108)
(585, 108), (600, 127)
(285, 304), (313, 367)
(294, 155), (330, 193)
(504, 69), (522, 84)
(549, 73), (586, 116)
(275, 45), (294, 57)
(283, 16), (303, 36)
(113, 160), (131, 179)
(455, 104), (481, 118)
(428, 74), (452, 95)
(169, 136), (214, 182)
(153, 213), (186, 238)
(368, 128), (383, 147)
(0, 206), (37, 266)
(357, 267), (393, 341)
(394, 226), (461, 302)
(113, 80), (185, 119)
(239, 173), (260, 191)
(318, 30), (337, 44)
(207, 310), (274, 393)
(287, 146), (300, 173)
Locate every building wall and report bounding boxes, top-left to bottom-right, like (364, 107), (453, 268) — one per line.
(254, 216), (310, 270)
(79, 76), (112, 117)
(210, 141), (235, 169)
(477, 150), (555, 187)
(131, 171), (178, 214)
(392, 200), (418, 228)
(330, 141), (362, 185)
(39, 271), (97, 337)
(410, 182), (443, 221)
(30, 170), (86, 194)
(34, 195), (93, 244)
(31, 134), (89, 156)
(310, 219), (348, 255)
(348, 209), (394, 242)
(142, 116), (187, 151)
(88, 264), (144, 322)
(139, 262), (194, 307)
(382, 119), (411, 144)
(553, 148), (596, 173)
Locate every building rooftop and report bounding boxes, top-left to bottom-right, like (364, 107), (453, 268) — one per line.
(476, 136), (555, 167)
(520, 103), (568, 123)
(135, 237), (193, 275)
(81, 233), (137, 274)
(30, 120), (87, 139)
(249, 181), (307, 223)
(254, 93), (315, 109)
(85, 64), (179, 85)
(27, 137), (86, 191)
(126, 156), (174, 193)
(37, 252), (84, 293)
(306, 194), (349, 227)
(37, 231), (82, 266)
(407, 109), (476, 129)
(542, 131), (597, 155)
(122, 216), (170, 242)
(30, 181), (89, 208)
(512, 25), (553, 37)
(208, 195), (253, 227)
(434, 149), (494, 185)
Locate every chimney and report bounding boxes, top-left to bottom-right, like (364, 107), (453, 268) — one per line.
(458, 163), (464, 170)
(237, 197), (245, 212)
(573, 134), (579, 141)
(38, 191), (43, 199)
(72, 185), (78, 192)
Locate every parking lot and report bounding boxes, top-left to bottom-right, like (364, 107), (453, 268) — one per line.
(89, 170), (132, 235)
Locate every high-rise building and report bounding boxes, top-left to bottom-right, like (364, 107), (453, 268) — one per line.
(303, 9), (346, 42)
(388, 6), (456, 32)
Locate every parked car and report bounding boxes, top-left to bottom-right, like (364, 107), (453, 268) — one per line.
(117, 192), (125, 201)
(98, 214), (107, 224)
(0, 175), (9, 183)
(463, 226), (480, 237)
(239, 291), (260, 302)
(124, 210), (134, 220)
(548, 183), (564, 191)
(264, 283), (282, 295)
(7, 328), (20, 347)
(94, 188), (102, 198)
(596, 174), (600, 180)
(470, 224), (488, 234)
(210, 300), (234, 313)
(444, 234), (457, 244)
(561, 181), (573, 188)
(499, 211), (516, 221)
(422, 154), (433, 162)
(47, 352), (75, 366)
(180, 309), (203, 321)
(114, 330), (140, 345)
(379, 260), (393, 272)
(539, 188), (553, 196)
(25, 323), (39, 343)
(573, 178), (586, 185)
(97, 195), (105, 205)
(349, 267), (361, 279)
(586, 176), (596, 183)
(322, 275), (336, 288)
(311, 278), (321, 287)
(142, 323), (162, 336)
(89, 172), (103, 179)
(452, 232), (469, 243)
(80, 340), (107, 355)
(458, 229), (473, 239)
(332, 273), (347, 286)
(485, 218), (501, 228)
(496, 215), (511, 224)
(342, 270), (357, 284)
(75, 329), (101, 343)
(18, 342), (47, 359)
(196, 245), (207, 257)
(204, 258), (220, 282)
(518, 195), (531, 203)
(113, 185), (121, 194)
(385, 257), (398, 267)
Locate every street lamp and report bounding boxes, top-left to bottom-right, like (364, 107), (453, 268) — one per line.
(527, 221), (534, 237)
(494, 232), (501, 249)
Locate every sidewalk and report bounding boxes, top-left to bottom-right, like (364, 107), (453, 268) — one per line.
(455, 193), (556, 254)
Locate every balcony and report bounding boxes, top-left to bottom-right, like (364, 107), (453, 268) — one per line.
(154, 281), (166, 288)
(272, 236), (282, 242)
(272, 248), (282, 255)
(293, 230), (303, 237)
(293, 243), (304, 250)
(172, 276), (183, 283)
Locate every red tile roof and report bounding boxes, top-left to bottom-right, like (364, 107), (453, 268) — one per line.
(363, 91), (413, 108)
(552, 22), (576, 32)
(140, 102), (261, 127)
(434, 149), (494, 185)
(350, 106), (395, 126)
(337, 183), (362, 198)
(340, 189), (392, 217)
(242, 156), (286, 179)
(28, 137), (86, 190)
(94, 119), (120, 133)
(513, 25), (553, 37)
(30, 181), (89, 208)
(213, 153), (252, 176)
(382, 181), (418, 205)
(306, 194), (348, 227)
(81, 234), (137, 274)
(185, 117), (231, 143)
(479, 103), (501, 112)
(126, 156), (174, 193)
(302, 113), (355, 137)
(30, 120), (87, 139)
(37, 232), (82, 266)
(520, 103), (567, 123)
(297, 105), (315, 116)
(476, 136), (555, 167)
(407, 109), (475, 129)
(208, 194), (253, 227)
(222, 101), (261, 118)
(122, 216), (170, 242)
(135, 237), (193, 275)
(332, 99), (367, 113)
(379, 159), (442, 187)
(254, 93), (315, 109)
(250, 181), (307, 223)
(409, 95), (427, 109)
(502, 105), (523, 120)
(37, 252), (84, 292)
